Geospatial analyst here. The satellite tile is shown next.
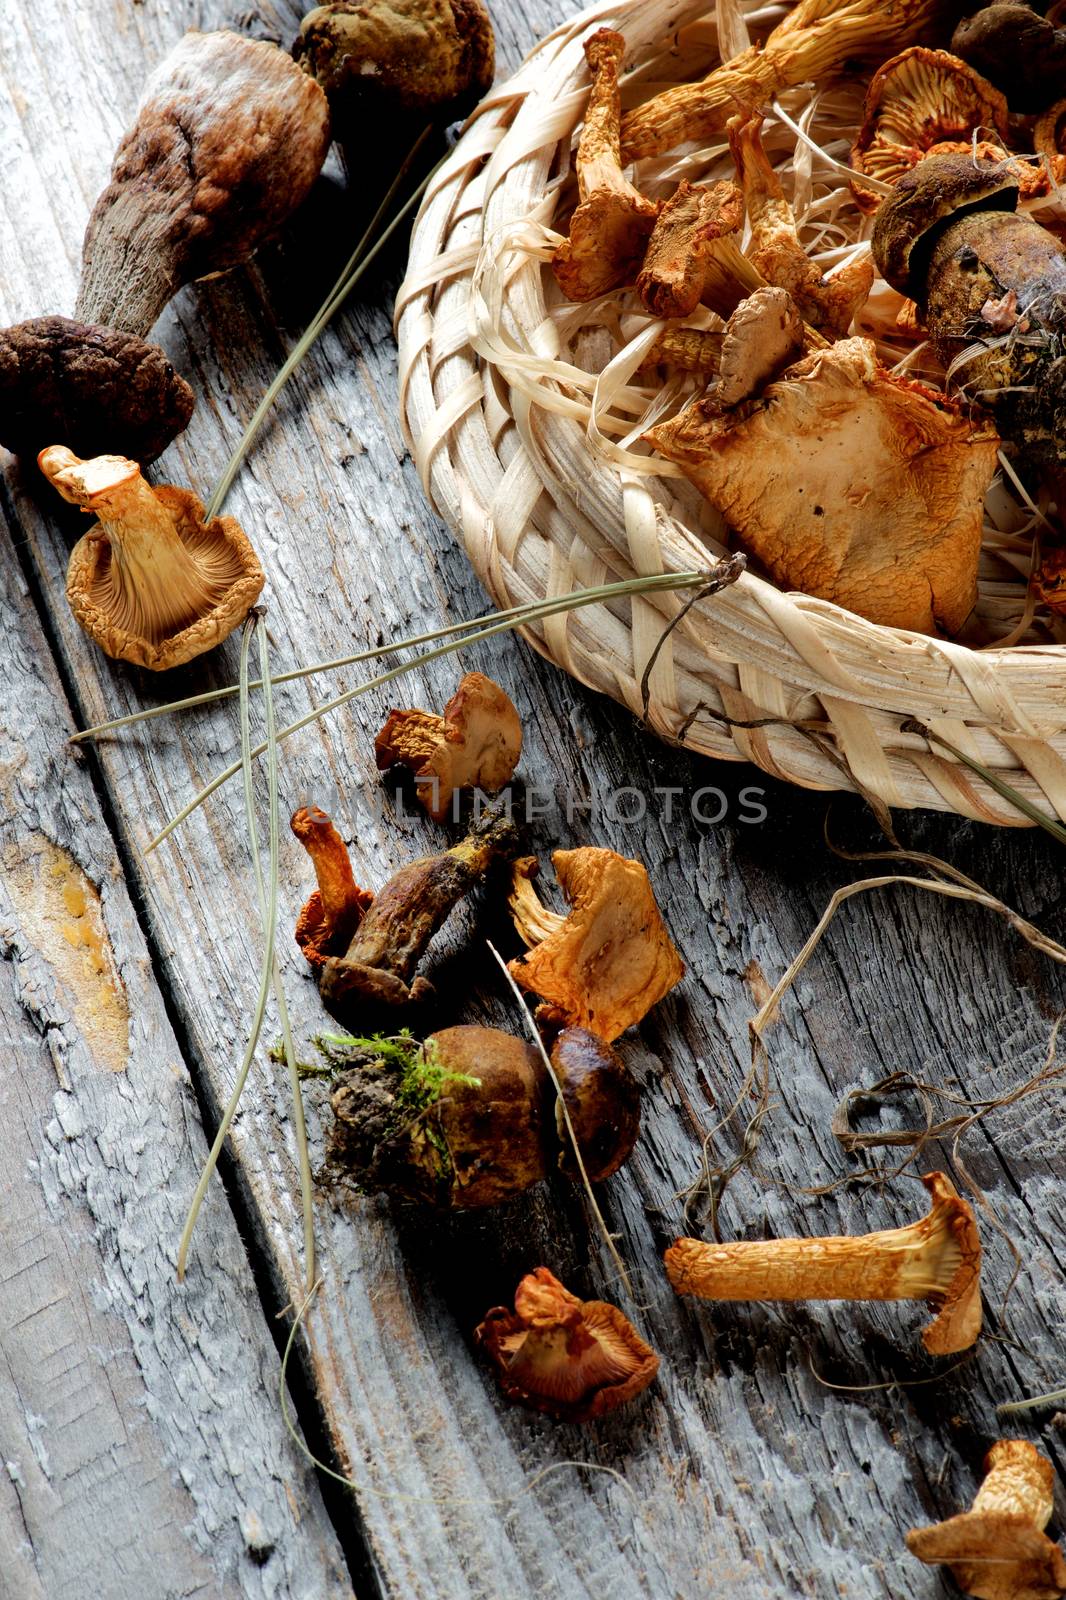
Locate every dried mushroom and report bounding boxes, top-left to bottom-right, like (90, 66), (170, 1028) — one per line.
(711, 288), (806, 408)
(1035, 546), (1066, 614)
(1035, 97), (1066, 183)
(728, 115), (873, 338)
(552, 29), (659, 302)
(375, 671), (522, 821)
(849, 48), (1010, 212)
(620, 0), (961, 160)
(39, 447), (264, 670)
(295, 0), (494, 143)
(636, 180), (758, 321)
(872, 152), (1066, 467)
(952, 2), (1066, 112)
(323, 1024), (642, 1207)
(906, 1440), (1066, 1599)
(508, 848), (685, 1042)
(646, 336), (999, 635)
(291, 806), (375, 968)
(476, 1268), (659, 1421)
(666, 1172), (982, 1355)
(0, 316), (194, 466)
(76, 31), (330, 338)
(317, 803), (520, 1010)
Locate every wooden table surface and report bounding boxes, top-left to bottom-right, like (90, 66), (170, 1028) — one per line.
(1, 2), (1064, 1597)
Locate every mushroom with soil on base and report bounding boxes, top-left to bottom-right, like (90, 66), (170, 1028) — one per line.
(665, 1171), (982, 1355)
(476, 1267), (659, 1421)
(906, 1440), (1066, 1599)
(508, 848), (685, 1042)
(374, 672), (523, 822)
(645, 335), (1000, 636)
(38, 447), (264, 670)
(552, 29), (660, 302)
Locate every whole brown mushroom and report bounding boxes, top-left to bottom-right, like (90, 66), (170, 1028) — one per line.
(952, 2), (1066, 112)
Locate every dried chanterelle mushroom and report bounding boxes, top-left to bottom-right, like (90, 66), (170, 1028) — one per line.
(872, 152), (1066, 468)
(666, 1172), (982, 1355)
(552, 29), (659, 302)
(39, 447), (264, 670)
(907, 1440), (1066, 1600)
(646, 336), (999, 636)
(508, 848), (685, 1042)
(291, 806), (375, 969)
(375, 672), (522, 821)
(636, 179), (762, 322)
(295, 0), (494, 145)
(476, 1268), (659, 1421)
(325, 1024), (641, 1207)
(619, 0), (963, 159)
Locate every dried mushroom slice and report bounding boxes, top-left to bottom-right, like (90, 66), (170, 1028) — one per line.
(850, 48), (1010, 212)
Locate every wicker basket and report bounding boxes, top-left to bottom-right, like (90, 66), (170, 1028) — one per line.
(397, 0), (1066, 826)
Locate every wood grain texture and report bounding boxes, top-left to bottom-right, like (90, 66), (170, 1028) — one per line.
(0, 1), (1064, 1598)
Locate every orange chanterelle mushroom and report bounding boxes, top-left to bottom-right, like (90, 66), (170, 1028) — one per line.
(508, 848), (684, 1041)
(476, 1267), (659, 1421)
(39, 446), (264, 669)
(646, 337), (1000, 636)
(374, 671), (522, 822)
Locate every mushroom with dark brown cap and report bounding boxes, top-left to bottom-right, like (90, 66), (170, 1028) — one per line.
(550, 1027), (641, 1182)
(906, 1439), (1066, 1599)
(295, 0), (494, 146)
(552, 29), (660, 303)
(508, 848), (685, 1042)
(375, 671), (522, 822)
(952, 2), (1066, 112)
(76, 31), (331, 338)
(872, 151), (1066, 467)
(291, 806), (375, 968)
(39, 447), (264, 670)
(849, 47), (1012, 212)
(476, 1268), (659, 1421)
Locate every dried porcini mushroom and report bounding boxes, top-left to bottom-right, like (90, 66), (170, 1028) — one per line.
(291, 806), (375, 968)
(0, 316), (194, 465)
(374, 671), (522, 822)
(550, 1027), (641, 1181)
(636, 179), (758, 321)
(1035, 97), (1066, 183)
(872, 152), (1066, 467)
(666, 1171), (982, 1355)
(39, 447), (264, 670)
(552, 29), (659, 302)
(475, 1268), (659, 1422)
(76, 31), (330, 337)
(319, 802), (520, 1010)
(508, 848), (685, 1042)
(711, 287), (806, 409)
(728, 115), (873, 338)
(849, 48), (1010, 212)
(906, 1440), (1066, 1599)
(952, 2), (1066, 112)
(620, 0), (961, 160)
(647, 336), (998, 635)
(295, 0), (494, 144)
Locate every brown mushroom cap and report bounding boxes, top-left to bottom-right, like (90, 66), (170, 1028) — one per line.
(0, 316), (194, 464)
(425, 1026), (550, 1207)
(295, 0), (494, 139)
(871, 151), (1019, 299)
(952, 2), (1066, 113)
(475, 1266), (659, 1421)
(550, 1026), (641, 1182)
(374, 671), (522, 821)
(41, 447), (264, 671)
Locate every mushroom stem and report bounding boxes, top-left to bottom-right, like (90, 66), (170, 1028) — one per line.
(666, 1173), (982, 1353)
(75, 224), (181, 338)
(508, 857), (566, 947)
(291, 806), (373, 965)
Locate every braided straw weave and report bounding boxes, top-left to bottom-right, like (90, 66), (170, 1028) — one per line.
(397, 0), (1066, 826)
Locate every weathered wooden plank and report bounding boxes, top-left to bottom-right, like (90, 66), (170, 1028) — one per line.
(1, 0), (1064, 1597)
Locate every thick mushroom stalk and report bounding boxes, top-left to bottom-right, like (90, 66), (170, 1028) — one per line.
(375, 672), (523, 822)
(320, 803), (520, 1009)
(75, 31), (330, 337)
(291, 806), (374, 968)
(906, 1440), (1066, 1599)
(728, 115), (872, 339)
(552, 29), (659, 302)
(507, 848), (684, 1042)
(636, 179), (757, 321)
(39, 446), (264, 670)
(646, 336), (999, 636)
(620, 0), (961, 160)
(666, 1172), (982, 1355)
(475, 1268), (659, 1422)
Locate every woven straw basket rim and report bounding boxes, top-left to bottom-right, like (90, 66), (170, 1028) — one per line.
(397, 0), (1066, 828)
